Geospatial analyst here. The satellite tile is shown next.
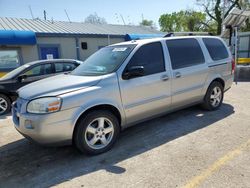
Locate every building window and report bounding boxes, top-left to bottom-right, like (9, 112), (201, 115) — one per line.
(0, 50), (20, 69)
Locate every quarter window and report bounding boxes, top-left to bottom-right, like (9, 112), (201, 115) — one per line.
(127, 42), (165, 76)
(203, 38), (229, 61)
(166, 38), (205, 69)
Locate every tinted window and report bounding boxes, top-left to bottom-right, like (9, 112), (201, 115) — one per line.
(43, 64), (52, 74)
(127, 42), (165, 76)
(203, 38), (229, 61)
(55, 63), (76, 73)
(55, 63), (63, 73)
(64, 63), (76, 71)
(23, 65), (43, 77)
(166, 38), (205, 70)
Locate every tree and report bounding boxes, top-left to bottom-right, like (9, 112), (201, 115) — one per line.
(196, 0), (250, 35)
(140, 19), (154, 27)
(84, 13), (107, 24)
(159, 10), (207, 32)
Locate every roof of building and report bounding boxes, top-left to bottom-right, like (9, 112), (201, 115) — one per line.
(0, 17), (162, 36)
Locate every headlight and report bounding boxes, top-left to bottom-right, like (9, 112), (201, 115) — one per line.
(27, 97), (62, 114)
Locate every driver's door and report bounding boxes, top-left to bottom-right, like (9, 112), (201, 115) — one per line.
(118, 42), (172, 124)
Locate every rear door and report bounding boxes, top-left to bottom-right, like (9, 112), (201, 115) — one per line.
(118, 42), (172, 124)
(165, 38), (209, 108)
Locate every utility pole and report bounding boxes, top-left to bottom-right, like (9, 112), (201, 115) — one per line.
(43, 10), (47, 20)
(29, 5), (34, 19)
(64, 9), (71, 22)
(120, 14), (126, 25)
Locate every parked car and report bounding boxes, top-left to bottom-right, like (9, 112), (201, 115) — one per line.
(12, 36), (234, 155)
(0, 59), (83, 115)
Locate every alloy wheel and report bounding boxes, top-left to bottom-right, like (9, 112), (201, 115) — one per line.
(210, 86), (222, 107)
(0, 97), (8, 114)
(85, 117), (114, 150)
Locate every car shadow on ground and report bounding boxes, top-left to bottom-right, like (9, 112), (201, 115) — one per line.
(0, 113), (11, 120)
(0, 103), (234, 187)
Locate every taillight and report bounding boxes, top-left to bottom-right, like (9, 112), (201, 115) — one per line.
(231, 59), (235, 74)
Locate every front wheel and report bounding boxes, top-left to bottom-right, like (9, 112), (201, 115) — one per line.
(74, 110), (120, 155)
(0, 94), (11, 115)
(202, 81), (224, 111)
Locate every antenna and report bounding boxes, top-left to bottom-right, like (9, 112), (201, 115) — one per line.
(43, 10), (47, 20)
(28, 5), (34, 19)
(120, 14), (126, 25)
(115, 13), (120, 24)
(64, 9), (71, 22)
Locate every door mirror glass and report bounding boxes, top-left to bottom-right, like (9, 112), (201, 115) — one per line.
(123, 66), (144, 80)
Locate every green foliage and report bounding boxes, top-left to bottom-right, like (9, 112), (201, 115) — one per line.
(140, 19), (154, 26)
(159, 10), (207, 32)
(197, 0), (250, 34)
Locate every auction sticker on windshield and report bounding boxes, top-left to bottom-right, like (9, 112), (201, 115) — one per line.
(112, 47), (127, 52)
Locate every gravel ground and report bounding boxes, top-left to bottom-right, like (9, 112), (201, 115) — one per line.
(0, 82), (250, 188)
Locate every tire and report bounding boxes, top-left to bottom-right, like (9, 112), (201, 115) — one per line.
(202, 81), (224, 111)
(0, 94), (11, 115)
(74, 110), (120, 155)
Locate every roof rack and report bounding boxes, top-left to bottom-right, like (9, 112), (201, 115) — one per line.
(164, 32), (213, 37)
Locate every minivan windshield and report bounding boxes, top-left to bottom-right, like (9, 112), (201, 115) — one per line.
(71, 44), (136, 76)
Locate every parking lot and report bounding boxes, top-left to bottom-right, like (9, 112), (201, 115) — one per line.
(0, 81), (250, 188)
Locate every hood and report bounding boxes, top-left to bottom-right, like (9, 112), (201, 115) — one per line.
(18, 74), (103, 99)
(0, 77), (12, 83)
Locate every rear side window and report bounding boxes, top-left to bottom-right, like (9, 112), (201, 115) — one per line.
(64, 63), (76, 71)
(203, 38), (229, 61)
(127, 42), (165, 76)
(166, 38), (205, 70)
(55, 62), (76, 73)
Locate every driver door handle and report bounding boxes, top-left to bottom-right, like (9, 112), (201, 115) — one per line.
(175, 72), (181, 78)
(161, 74), (169, 81)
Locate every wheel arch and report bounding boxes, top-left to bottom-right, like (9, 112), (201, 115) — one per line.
(72, 104), (123, 140)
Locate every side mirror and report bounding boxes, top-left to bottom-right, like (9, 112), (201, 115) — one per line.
(17, 75), (27, 82)
(123, 66), (144, 80)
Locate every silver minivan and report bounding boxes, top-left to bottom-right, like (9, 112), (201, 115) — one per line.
(12, 36), (234, 155)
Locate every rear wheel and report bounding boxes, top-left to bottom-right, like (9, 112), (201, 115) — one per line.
(0, 94), (11, 115)
(74, 110), (120, 155)
(202, 81), (224, 111)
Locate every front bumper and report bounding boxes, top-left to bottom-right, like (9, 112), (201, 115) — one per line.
(12, 99), (80, 145)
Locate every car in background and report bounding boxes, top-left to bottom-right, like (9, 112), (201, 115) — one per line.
(0, 59), (83, 115)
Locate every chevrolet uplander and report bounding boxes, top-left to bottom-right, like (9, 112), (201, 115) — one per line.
(12, 36), (234, 155)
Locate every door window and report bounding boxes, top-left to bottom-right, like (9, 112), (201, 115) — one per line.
(126, 42), (165, 76)
(23, 64), (52, 77)
(23, 65), (43, 77)
(166, 38), (205, 70)
(43, 64), (52, 74)
(55, 63), (64, 73)
(55, 63), (76, 73)
(64, 63), (76, 72)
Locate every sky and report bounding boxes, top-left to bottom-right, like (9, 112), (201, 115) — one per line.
(0, 0), (200, 28)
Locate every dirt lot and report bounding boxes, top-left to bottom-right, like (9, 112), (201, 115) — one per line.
(0, 82), (250, 188)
